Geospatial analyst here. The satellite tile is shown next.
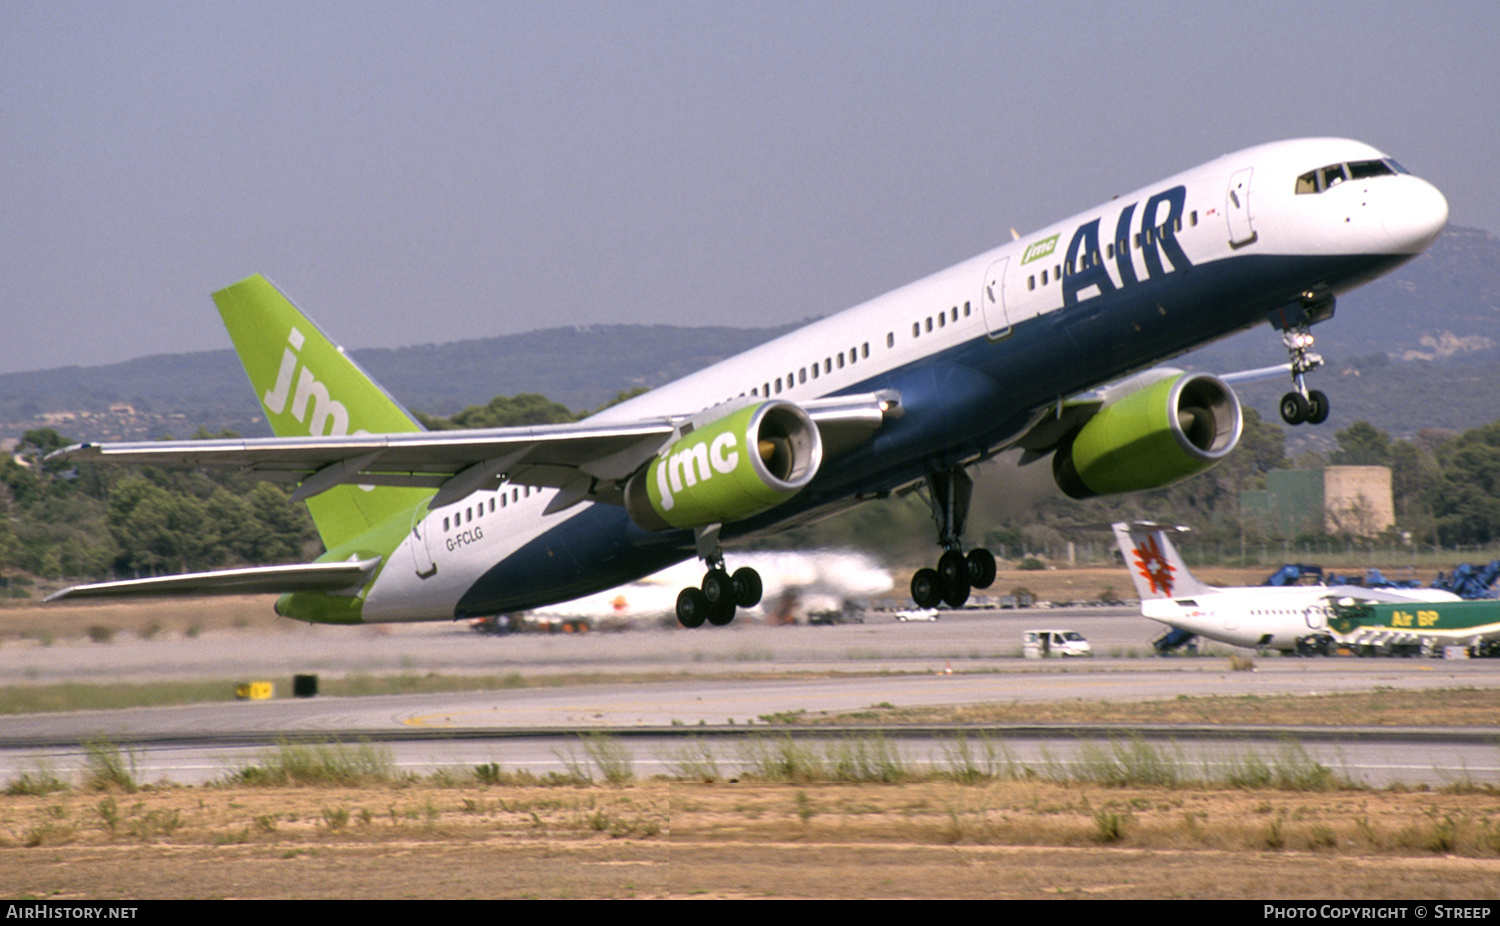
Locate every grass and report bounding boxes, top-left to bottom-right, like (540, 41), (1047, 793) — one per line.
(5, 741), (1500, 899)
(83, 739), (138, 793)
(230, 740), (399, 787)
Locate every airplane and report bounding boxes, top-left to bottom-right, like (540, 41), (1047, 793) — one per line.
(486, 549), (892, 631)
(47, 137), (1449, 630)
(1325, 598), (1500, 657)
(1110, 522), (1461, 654)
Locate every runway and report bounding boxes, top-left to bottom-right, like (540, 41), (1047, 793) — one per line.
(3, 607), (1498, 787)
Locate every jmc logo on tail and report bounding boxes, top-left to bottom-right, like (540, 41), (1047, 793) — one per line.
(263, 328), (353, 437)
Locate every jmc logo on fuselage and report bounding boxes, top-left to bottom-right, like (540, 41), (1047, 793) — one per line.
(1021, 234), (1058, 265)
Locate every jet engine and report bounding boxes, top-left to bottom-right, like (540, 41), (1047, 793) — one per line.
(625, 401), (823, 531)
(1052, 372), (1241, 499)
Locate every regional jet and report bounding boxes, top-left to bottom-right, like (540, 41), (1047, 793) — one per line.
(1111, 521), (1460, 653)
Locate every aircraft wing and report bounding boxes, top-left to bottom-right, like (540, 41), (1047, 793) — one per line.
(46, 558), (380, 602)
(50, 392), (898, 511)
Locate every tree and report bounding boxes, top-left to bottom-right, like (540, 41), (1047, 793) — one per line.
(1330, 421), (1392, 466)
(1432, 421), (1500, 545)
(419, 393), (577, 430)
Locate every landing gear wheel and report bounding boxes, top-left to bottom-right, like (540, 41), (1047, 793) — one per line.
(1280, 392), (1309, 425)
(702, 569), (733, 609)
(1305, 389), (1329, 425)
(701, 568), (737, 627)
(707, 598), (736, 626)
(731, 567), (763, 608)
(676, 587), (709, 628)
(966, 548), (997, 589)
(937, 550), (971, 608)
(911, 568), (942, 609)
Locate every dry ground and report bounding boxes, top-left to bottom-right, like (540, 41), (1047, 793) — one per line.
(4, 779), (1500, 899)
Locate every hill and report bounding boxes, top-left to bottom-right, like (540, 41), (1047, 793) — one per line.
(2, 226), (1497, 443)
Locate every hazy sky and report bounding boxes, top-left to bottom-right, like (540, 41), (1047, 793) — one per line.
(4, 1), (1496, 375)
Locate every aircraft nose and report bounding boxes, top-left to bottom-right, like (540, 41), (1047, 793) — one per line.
(1382, 176), (1449, 254)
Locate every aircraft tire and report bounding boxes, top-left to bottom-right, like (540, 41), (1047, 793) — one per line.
(911, 568), (942, 609)
(1306, 390), (1330, 424)
(731, 567), (763, 608)
(702, 569), (734, 610)
(938, 550), (970, 608)
(707, 598), (736, 626)
(966, 548), (997, 589)
(676, 587), (709, 628)
(1280, 392), (1308, 425)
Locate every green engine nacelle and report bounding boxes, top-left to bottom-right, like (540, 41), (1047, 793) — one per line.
(624, 401), (823, 531)
(1053, 372), (1241, 499)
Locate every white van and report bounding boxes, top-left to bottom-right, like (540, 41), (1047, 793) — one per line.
(1023, 629), (1093, 658)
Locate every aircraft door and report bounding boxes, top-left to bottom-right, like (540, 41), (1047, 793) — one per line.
(1225, 168), (1257, 248)
(980, 257), (1012, 339)
(409, 504), (438, 579)
(1305, 604), (1328, 630)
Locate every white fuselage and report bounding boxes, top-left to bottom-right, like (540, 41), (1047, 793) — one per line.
(363, 138), (1448, 621)
(1144, 585), (1461, 651)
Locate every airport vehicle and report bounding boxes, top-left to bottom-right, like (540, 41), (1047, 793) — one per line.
(893, 608), (940, 622)
(1110, 522), (1460, 653)
(1327, 599), (1500, 657)
(1023, 629), (1093, 658)
(48, 139), (1448, 629)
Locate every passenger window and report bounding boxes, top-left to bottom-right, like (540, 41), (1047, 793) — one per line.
(938, 313), (945, 327)
(862, 343), (869, 358)
(798, 368), (806, 384)
(912, 322), (920, 338)
(443, 517), (450, 531)
(886, 332), (894, 348)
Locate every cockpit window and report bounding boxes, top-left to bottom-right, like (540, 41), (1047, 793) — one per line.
(1347, 159), (1395, 180)
(1295, 158), (1404, 194)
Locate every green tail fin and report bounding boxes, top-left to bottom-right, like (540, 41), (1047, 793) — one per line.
(214, 274), (433, 551)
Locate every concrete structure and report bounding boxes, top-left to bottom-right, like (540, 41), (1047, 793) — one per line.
(1241, 466), (1394, 539)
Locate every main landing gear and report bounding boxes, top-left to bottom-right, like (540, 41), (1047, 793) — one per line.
(909, 468), (998, 609)
(675, 525), (763, 628)
(1277, 323), (1329, 426)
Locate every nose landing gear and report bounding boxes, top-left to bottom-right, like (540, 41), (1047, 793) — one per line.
(1278, 327), (1329, 425)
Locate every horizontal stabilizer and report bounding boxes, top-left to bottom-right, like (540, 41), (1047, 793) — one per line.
(46, 558), (380, 602)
